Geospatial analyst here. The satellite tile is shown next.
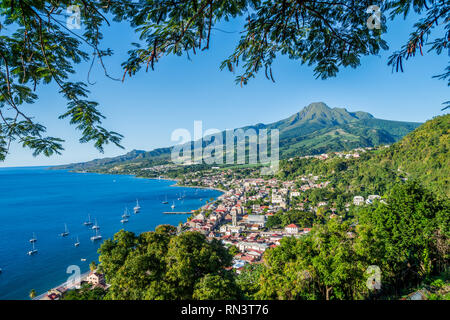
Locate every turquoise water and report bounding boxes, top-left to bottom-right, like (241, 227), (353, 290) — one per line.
(0, 167), (222, 300)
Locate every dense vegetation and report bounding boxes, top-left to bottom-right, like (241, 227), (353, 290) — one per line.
(97, 225), (239, 300)
(279, 114), (449, 199)
(68, 181), (448, 300)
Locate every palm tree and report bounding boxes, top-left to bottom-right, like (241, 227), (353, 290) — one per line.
(29, 289), (36, 300)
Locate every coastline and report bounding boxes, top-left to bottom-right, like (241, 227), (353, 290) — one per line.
(32, 171), (224, 300)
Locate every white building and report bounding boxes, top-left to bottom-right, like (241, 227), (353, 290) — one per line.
(353, 196), (365, 206)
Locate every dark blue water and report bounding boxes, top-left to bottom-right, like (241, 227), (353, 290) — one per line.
(0, 167), (222, 300)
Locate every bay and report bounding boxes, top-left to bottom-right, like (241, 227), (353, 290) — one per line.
(0, 167), (222, 300)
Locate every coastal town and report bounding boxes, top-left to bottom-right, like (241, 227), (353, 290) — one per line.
(37, 146), (385, 299)
(176, 152), (383, 275)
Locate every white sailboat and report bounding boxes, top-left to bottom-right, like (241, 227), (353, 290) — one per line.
(122, 208), (130, 218)
(162, 195), (168, 204)
(133, 199), (141, 213)
(90, 228), (102, 241)
(83, 214), (93, 226)
(171, 201), (175, 210)
(27, 241), (38, 255)
(92, 219), (100, 230)
(29, 232), (37, 243)
(74, 236), (80, 247)
(60, 224), (69, 237)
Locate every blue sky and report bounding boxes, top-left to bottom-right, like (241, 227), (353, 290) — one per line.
(1, 11), (448, 167)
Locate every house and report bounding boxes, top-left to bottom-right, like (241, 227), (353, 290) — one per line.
(353, 196), (365, 206)
(285, 224), (299, 235)
(87, 271), (105, 286)
(247, 215), (266, 227)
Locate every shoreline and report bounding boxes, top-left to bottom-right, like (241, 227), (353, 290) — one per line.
(33, 171), (224, 300)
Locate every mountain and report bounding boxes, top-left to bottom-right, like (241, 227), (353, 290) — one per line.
(375, 113), (449, 197)
(55, 102), (421, 170)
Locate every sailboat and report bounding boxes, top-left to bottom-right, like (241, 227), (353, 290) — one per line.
(122, 208), (130, 218)
(60, 224), (69, 237)
(29, 233), (37, 243)
(90, 228), (102, 241)
(27, 241), (38, 255)
(92, 219), (100, 230)
(162, 195), (168, 204)
(74, 236), (80, 247)
(171, 201), (175, 210)
(83, 214), (93, 226)
(133, 199), (141, 213)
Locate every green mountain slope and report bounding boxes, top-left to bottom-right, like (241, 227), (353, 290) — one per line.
(376, 114), (450, 197)
(55, 102), (421, 171)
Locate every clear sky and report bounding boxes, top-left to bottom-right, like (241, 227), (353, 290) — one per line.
(1, 11), (448, 167)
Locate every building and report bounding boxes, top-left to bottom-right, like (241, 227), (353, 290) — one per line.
(285, 224), (299, 235)
(87, 271), (105, 286)
(246, 215), (266, 227)
(353, 196), (365, 206)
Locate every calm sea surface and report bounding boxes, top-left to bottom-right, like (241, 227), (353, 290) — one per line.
(0, 167), (222, 300)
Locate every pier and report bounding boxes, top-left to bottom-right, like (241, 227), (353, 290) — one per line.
(163, 211), (191, 214)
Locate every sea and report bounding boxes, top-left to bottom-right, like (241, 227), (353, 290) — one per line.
(0, 166), (222, 300)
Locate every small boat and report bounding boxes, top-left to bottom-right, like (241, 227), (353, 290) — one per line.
(120, 218), (129, 223)
(133, 199), (141, 213)
(90, 228), (102, 241)
(122, 208), (130, 218)
(171, 201), (175, 210)
(29, 232), (37, 243)
(83, 214), (93, 226)
(91, 219), (100, 230)
(60, 224), (69, 237)
(74, 236), (80, 247)
(162, 195), (168, 204)
(27, 241), (38, 255)
(81, 258), (86, 262)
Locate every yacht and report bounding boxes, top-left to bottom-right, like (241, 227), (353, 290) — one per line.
(122, 208), (130, 218)
(29, 232), (37, 243)
(92, 219), (100, 230)
(74, 236), (80, 247)
(90, 228), (102, 241)
(133, 199), (141, 213)
(60, 224), (69, 237)
(27, 241), (38, 255)
(83, 214), (93, 226)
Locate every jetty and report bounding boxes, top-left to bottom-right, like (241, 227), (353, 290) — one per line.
(163, 211), (191, 214)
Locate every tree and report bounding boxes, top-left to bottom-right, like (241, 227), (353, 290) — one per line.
(355, 181), (450, 295)
(192, 274), (240, 300)
(89, 261), (97, 272)
(29, 289), (36, 299)
(98, 225), (236, 300)
(256, 220), (367, 300)
(0, 1), (448, 160)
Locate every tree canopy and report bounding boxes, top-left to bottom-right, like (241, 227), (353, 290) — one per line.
(98, 225), (240, 300)
(0, 0), (448, 159)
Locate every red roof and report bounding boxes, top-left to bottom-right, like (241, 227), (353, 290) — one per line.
(286, 224), (298, 228)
